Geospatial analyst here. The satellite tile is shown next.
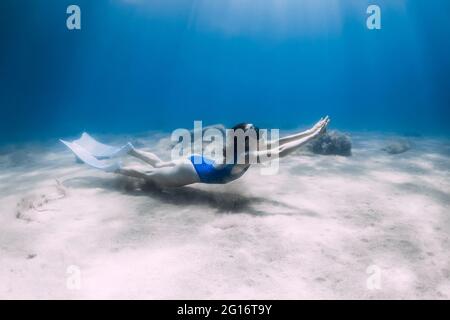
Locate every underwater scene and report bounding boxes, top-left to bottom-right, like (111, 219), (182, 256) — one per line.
(0, 0), (449, 299)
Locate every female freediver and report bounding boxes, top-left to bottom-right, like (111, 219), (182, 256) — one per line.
(60, 116), (330, 187)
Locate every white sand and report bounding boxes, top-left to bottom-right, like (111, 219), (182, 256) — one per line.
(0, 132), (449, 299)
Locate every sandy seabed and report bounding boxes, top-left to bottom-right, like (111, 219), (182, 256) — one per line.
(0, 132), (449, 299)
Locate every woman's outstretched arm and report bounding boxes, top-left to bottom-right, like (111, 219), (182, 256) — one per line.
(256, 116), (330, 162)
(274, 116), (329, 146)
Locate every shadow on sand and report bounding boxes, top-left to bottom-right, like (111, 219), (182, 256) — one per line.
(62, 176), (310, 216)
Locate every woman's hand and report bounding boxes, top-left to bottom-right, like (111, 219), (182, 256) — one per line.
(311, 116), (330, 135)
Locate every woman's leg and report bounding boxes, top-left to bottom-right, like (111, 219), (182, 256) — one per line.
(116, 159), (200, 187)
(128, 148), (176, 168)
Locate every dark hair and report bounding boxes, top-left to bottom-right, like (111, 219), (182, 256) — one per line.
(231, 123), (260, 137)
(222, 123), (260, 164)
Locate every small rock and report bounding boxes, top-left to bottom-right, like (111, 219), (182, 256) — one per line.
(307, 130), (352, 156)
(383, 139), (411, 154)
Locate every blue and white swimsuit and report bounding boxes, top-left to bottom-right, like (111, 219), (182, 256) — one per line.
(189, 155), (249, 184)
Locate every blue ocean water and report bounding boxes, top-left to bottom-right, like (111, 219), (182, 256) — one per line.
(0, 0), (449, 144)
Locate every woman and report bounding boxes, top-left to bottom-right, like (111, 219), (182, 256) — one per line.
(61, 116), (330, 187)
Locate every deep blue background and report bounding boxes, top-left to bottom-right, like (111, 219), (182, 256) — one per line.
(0, 0), (449, 143)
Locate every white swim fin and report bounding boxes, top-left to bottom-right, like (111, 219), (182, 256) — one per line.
(73, 132), (133, 159)
(60, 139), (122, 172)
